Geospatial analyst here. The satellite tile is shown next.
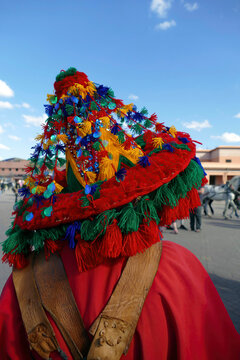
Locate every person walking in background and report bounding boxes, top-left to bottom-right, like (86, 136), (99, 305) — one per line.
(190, 187), (204, 232)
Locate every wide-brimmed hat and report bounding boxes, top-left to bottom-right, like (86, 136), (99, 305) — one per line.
(2, 67), (207, 271)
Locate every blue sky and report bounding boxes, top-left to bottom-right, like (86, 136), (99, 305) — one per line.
(0, 0), (240, 160)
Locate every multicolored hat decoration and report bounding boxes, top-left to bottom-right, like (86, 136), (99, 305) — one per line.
(2, 67), (207, 272)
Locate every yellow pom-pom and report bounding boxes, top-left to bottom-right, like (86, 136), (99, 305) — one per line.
(60, 94), (68, 102)
(24, 177), (34, 186)
(35, 185), (46, 194)
(78, 121), (92, 137)
(57, 134), (69, 143)
(35, 134), (44, 141)
(127, 148), (144, 162)
(99, 116), (110, 128)
(98, 156), (115, 181)
(85, 171), (97, 184)
(169, 126), (177, 138)
(53, 181), (63, 194)
(86, 82), (96, 96)
(152, 137), (164, 149)
(118, 103), (134, 118)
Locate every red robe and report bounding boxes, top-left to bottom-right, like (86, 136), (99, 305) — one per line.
(0, 241), (239, 359)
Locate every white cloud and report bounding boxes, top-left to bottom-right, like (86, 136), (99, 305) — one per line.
(0, 144), (10, 150)
(8, 135), (21, 141)
(151, 0), (173, 18)
(234, 112), (240, 118)
(0, 125), (4, 134)
(183, 119), (212, 131)
(0, 101), (31, 110)
(211, 132), (240, 143)
(22, 113), (47, 127)
(128, 94), (139, 101)
(15, 102), (31, 109)
(0, 80), (14, 98)
(184, 2), (199, 12)
(156, 19), (176, 30)
(3, 122), (15, 130)
(0, 101), (14, 109)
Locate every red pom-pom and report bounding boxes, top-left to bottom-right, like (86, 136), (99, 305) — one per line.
(150, 113), (158, 123)
(2, 252), (29, 269)
(98, 219), (122, 258)
(155, 122), (165, 133)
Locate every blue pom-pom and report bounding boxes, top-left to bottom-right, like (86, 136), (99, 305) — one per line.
(162, 144), (174, 152)
(115, 168), (127, 181)
(64, 221), (81, 249)
(178, 137), (190, 144)
(111, 123), (120, 135)
(138, 156), (150, 168)
(56, 144), (65, 153)
(18, 187), (31, 199)
(97, 84), (109, 96)
(44, 105), (53, 116)
(33, 195), (45, 209)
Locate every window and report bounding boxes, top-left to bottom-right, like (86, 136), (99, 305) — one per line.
(225, 159), (232, 163)
(16, 168), (19, 171)
(9, 168), (11, 171)
(1, 168), (4, 171)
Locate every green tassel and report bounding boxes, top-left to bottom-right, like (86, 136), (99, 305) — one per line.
(171, 143), (191, 151)
(140, 107), (148, 115)
(81, 209), (116, 241)
(134, 134), (146, 150)
(117, 203), (139, 233)
(135, 196), (159, 224)
(144, 119), (152, 128)
(117, 131), (125, 144)
(90, 102), (98, 111)
(107, 88), (115, 97)
(92, 142), (100, 151)
(65, 104), (74, 115)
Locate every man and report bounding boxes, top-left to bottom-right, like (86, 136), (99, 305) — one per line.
(0, 68), (239, 359)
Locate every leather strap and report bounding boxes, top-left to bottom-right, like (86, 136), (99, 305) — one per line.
(87, 241), (162, 360)
(13, 256), (59, 359)
(33, 252), (90, 359)
(13, 241), (162, 360)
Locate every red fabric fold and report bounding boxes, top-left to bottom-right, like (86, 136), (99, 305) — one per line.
(0, 241), (239, 359)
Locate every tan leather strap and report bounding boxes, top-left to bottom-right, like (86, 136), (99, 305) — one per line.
(33, 252), (90, 359)
(13, 256), (59, 359)
(87, 241), (162, 360)
(13, 241), (162, 360)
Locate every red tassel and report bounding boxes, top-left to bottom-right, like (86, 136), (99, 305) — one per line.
(201, 177), (208, 187)
(159, 188), (201, 226)
(44, 239), (64, 260)
(98, 219), (122, 258)
(2, 252), (29, 269)
(155, 122), (165, 133)
(123, 136), (133, 150)
(75, 235), (103, 272)
(122, 220), (161, 256)
(149, 113), (158, 123)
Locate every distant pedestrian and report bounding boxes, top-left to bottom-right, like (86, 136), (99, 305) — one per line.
(190, 187), (204, 232)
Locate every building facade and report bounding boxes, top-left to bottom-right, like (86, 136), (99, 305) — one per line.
(196, 146), (240, 185)
(0, 158), (28, 182)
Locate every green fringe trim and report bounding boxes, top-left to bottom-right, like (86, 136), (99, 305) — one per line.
(2, 160), (204, 257)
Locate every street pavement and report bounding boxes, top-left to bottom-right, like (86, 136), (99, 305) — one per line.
(0, 189), (239, 332)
